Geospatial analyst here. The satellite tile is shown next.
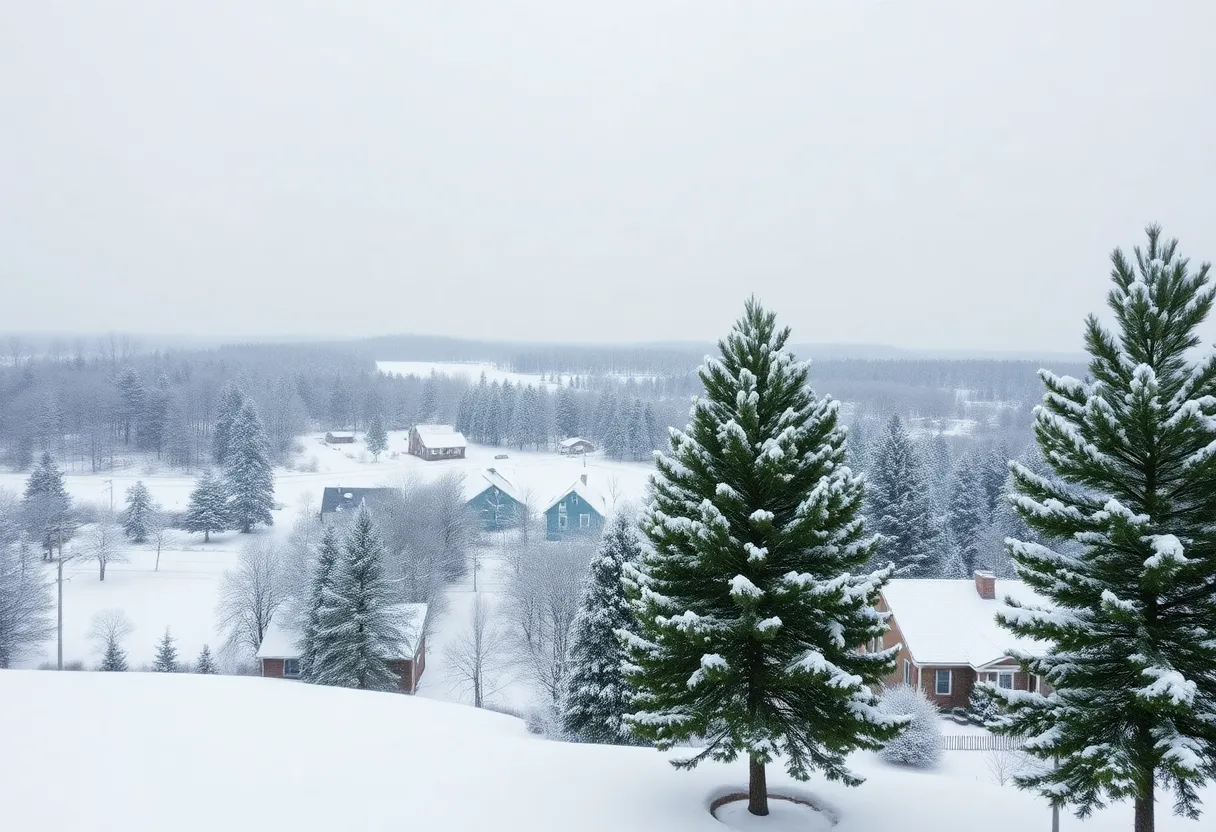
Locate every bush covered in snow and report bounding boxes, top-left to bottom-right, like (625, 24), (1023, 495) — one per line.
(878, 685), (943, 768)
(969, 684), (1001, 726)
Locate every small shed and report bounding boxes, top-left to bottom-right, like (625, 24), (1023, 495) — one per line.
(558, 437), (596, 455)
(464, 468), (526, 531)
(256, 603), (428, 693)
(319, 487), (398, 523)
(325, 432), (356, 444)
(543, 474), (606, 540)
(408, 425), (468, 461)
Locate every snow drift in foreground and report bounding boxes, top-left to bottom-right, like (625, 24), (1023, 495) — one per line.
(0, 671), (1207, 832)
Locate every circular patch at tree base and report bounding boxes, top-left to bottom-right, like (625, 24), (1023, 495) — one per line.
(710, 792), (835, 830)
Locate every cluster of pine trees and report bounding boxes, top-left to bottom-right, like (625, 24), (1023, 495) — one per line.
(298, 508), (408, 690)
(847, 412), (1045, 579)
(454, 373), (669, 461)
(556, 231), (1216, 831)
(182, 385), (276, 539)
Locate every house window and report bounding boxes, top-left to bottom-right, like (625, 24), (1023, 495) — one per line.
(935, 669), (952, 696)
(579, 513), (590, 529)
(283, 658), (301, 678)
(903, 659), (912, 686)
(572, 494), (580, 505)
(985, 671), (1015, 689)
(869, 637), (882, 653)
(558, 514), (568, 530)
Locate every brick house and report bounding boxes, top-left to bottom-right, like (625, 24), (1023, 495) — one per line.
(408, 425), (468, 461)
(872, 571), (1050, 710)
(256, 603), (428, 693)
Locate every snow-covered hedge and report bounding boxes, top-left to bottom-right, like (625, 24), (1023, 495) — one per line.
(878, 685), (943, 768)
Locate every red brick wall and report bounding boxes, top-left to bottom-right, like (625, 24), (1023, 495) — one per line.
(261, 658), (285, 678)
(918, 666), (975, 710)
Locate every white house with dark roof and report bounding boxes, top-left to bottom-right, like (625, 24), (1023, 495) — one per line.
(872, 571), (1051, 709)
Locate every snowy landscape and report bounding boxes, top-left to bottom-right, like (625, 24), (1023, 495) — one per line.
(6, 4), (1216, 831)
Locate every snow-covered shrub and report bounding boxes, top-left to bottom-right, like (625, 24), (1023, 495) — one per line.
(878, 685), (943, 768)
(524, 702), (561, 738)
(969, 684), (1001, 726)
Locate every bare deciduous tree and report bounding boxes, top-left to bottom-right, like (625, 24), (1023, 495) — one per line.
(147, 507), (175, 572)
(504, 540), (592, 705)
(0, 491), (54, 669)
(445, 594), (513, 708)
(88, 608), (134, 667)
(215, 538), (284, 659)
(77, 517), (128, 581)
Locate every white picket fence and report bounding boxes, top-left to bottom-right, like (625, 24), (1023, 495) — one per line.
(942, 734), (1024, 752)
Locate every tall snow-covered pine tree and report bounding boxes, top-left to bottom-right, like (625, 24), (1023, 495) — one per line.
(311, 503), (402, 691)
(990, 226), (1216, 832)
(624, 299), (903, 816)
(224, 400), (275, 533)
(183, 469), (229, 542)
(300, 523), (341, 682)
(121, 480), (154, 542)
(560, 510), (645, 745)
(866, 415), (940, 576)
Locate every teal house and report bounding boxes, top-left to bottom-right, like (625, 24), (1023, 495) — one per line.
(544, 474), (606, 540)
(464, 468), (526, 531)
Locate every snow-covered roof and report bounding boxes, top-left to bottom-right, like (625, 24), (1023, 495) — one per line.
(463, 468), (523, 504)
(256, 603), (428, 661)
(881, 578), (1049, 668)
(543, 477), (606, 515)
(559, 437), (593, 448)
(319, 487), (397, 515)
(413, 424), (468, 449)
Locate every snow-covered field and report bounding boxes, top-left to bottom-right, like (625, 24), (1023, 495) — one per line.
(0, 431), (653, 685)
(1, 670), (1205, 832)
(377, 360), (563, 388)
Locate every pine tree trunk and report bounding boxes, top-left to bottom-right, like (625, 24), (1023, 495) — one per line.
(748, 756), (768, 816)
(1134, 782), (1154, 832)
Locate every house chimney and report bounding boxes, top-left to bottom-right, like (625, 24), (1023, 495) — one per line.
(580, 473), (588, 486)
(974, 570), (996, 600)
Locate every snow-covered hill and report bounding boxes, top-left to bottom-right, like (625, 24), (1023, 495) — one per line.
(0, 671), (1206, 832)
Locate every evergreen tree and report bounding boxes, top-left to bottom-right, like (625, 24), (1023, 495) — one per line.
(846, 415), (870, 472)
(624, 300), (902, 816)
(224, 400), (275, 533)
(100, 638), (128, 672)
(919, 432), (953, 508)
(211, 382), (246, 465)
(22, 452), (72, 559)
(121, 480), (154, 543)
(642, 402), (663, 455)
(866, 415), (940, 576)
(195, 644), (216, 674)
(153, 627), (179, 672)
(300, 524), (341, 681)
(114, 367), (146, 446)
(183, 469), (229, 542)
(560, 511), (645, 745)
(366, 413), (388, 461)
(311, 504), (402, 691)
(990, 227), (1216, 832)
(979, 441), (1010, 515)
(945, 452), (990, 576)
(417, 371), (439, 423)
(556, 388), (579, 438)
(534, 386), (555, 450)
(510, 386), (536, 449)
(455, 388), (476, 437)
(627, 399), (651, 461)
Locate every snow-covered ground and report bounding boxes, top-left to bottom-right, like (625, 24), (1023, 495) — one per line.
(377, 360), (563, 388)
(1, 670), (1205, 832)
(0, 431), (653, 683)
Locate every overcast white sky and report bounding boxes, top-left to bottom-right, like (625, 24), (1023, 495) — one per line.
(2, 2), (1214, 352)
